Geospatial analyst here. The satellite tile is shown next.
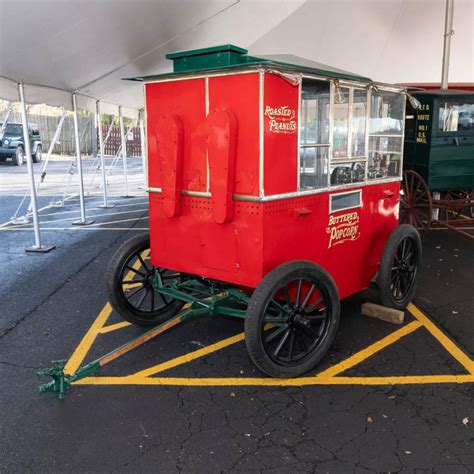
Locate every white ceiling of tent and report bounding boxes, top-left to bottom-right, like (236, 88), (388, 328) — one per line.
(0, 0), (472, 116)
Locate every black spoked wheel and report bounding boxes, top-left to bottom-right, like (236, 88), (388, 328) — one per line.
(378, 224), (422, 310)
(245, 261), (340, 378)
(107, 233), (185, 326)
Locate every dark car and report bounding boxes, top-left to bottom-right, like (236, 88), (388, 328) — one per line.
(0, 122), (42, 165)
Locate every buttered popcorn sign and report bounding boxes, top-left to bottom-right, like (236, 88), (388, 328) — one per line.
(265, 105), (297, 133)
(326, 211), (360, 249)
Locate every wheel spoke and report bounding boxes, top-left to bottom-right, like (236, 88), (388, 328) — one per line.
(288, 331), (295, 359)
(137, 288), (149, 309)
(273, 328), (291, 357)
(136, 252), (149, 271)
(265, 325), (288, 344)
(295, 279), (303, 307)
(301, 284), (316, 309)
(122, 278), (146, 284)
(125, 265), (146, 277)
(125, 285), (146, 300)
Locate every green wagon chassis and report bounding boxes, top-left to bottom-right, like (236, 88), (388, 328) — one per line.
(37, 278), (251, 399)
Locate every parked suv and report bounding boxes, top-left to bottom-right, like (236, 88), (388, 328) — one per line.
(0, 122), (42, 165)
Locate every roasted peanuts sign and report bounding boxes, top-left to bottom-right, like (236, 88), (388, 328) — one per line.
(326, 211), (360, 248)
(265, 105), (297, 133)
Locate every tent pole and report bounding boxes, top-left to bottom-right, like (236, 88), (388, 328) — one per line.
(18, 82), (55, 253)
(441, 0), (455, 90)
(119, 106), (132, 198)
(139, 109), (147, 189)
(28, 110), (67, 213)
(71, 93), (94, 225)
(0, 102), (12, 138)
(96, 101), (114, 208)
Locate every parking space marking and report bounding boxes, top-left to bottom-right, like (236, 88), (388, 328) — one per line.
(65, 301), (474, 387)
(65, 250), (150, 374)
(407, 303), (474, 374)
(133, 333), (246, 377)
(99, 321), (132, 334)
(64, 303), (112, 375)
(315, 320), (422, 378)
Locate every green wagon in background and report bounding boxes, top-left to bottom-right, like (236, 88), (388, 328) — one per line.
(400, 89), (474, 239)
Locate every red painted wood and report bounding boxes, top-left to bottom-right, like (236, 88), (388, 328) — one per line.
(145, 79), (206, 192)
(206, 108), (238, 224)
(156, 114), (183, 218)
(264, 73), (299, 195)
(147, 72), (400, 299)
(209, 74), (260, 196)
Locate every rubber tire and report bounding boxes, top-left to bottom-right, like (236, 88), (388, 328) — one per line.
(245, 260), (340, 378)
(33, 145), (42, 163)
(14, 146), (24, 166)
(378, 224), (422, 310)
(106, 233), (185, 327)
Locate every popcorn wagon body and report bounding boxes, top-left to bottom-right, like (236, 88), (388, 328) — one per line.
(107, 46), (421, 377)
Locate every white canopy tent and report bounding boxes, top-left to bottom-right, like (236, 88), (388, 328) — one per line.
(0, 0), (472, 251)
(1, 0), (472, 112)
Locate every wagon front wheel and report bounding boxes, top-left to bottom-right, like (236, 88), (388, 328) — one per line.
(378, 224), (422, 310)
(107, 233), (185, 327)
(245, 261), (340, 378)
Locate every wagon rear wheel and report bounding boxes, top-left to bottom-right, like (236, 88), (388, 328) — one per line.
(245, 261), (340, 378)
(378, 224), (421, 310)
(107, 233), (185, 327)
(400, 170), (432, 232)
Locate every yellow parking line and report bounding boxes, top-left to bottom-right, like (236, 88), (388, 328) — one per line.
(99, 321), (132, 334)
(316, 320), (422, 379)
(65, 250), (150, 373)
(132, 332), (245, 378)
(408, 303), (474, 374)
(73, 373), (474, 387)
(64, 303), (112, 375)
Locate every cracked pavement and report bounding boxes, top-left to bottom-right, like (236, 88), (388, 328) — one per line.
(0, 188), (473, 472)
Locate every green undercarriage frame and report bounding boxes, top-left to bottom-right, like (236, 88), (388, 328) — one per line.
(37, 278), (251, 399)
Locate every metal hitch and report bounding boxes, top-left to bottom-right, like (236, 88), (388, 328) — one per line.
(37, 281), (249, 400)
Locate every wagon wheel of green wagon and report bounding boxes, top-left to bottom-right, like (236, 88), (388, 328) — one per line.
(437, 191), (464, 222)
(245, 261), (340, 378)
(400, 170), (432, 232)
(107, 233), (185, 327)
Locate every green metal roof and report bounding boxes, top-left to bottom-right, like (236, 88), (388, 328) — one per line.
(125, 44), (372, 84)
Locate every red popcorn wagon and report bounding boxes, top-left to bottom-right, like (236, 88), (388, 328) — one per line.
(108, 45), (421, 377)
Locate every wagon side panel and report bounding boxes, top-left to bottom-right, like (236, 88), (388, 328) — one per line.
(145, 79), (207, 193)
(263, 73), (299, 196)
(208, 73), (260, 196)
(261, 182), (400, 299)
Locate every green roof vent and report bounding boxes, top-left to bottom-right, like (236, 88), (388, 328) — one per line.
(165, 44), (249, 73)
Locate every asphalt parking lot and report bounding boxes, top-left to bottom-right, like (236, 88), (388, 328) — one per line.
(0, 161), (473, 472)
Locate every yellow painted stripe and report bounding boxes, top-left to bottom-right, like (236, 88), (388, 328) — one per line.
(408, 303), (474, 374)
(64, 250), (150, 374)
(73, 373), (474, 387)
(64, 303), (112, 375)
(132, 332), (245, 377)
(316, 320), (422, 378)
(99, 321), (132, 334)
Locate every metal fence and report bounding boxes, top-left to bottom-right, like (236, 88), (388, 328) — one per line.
(1, 112), (143, 157)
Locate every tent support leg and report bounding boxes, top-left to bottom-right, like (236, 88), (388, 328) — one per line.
(18, 82), (55, 253)
(0, 102), (12, 138)
(139, 109), (147, 189)
(71, 93), (94, 226)
(96, 101), (114, 208)
(119, 106), (133, 198)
